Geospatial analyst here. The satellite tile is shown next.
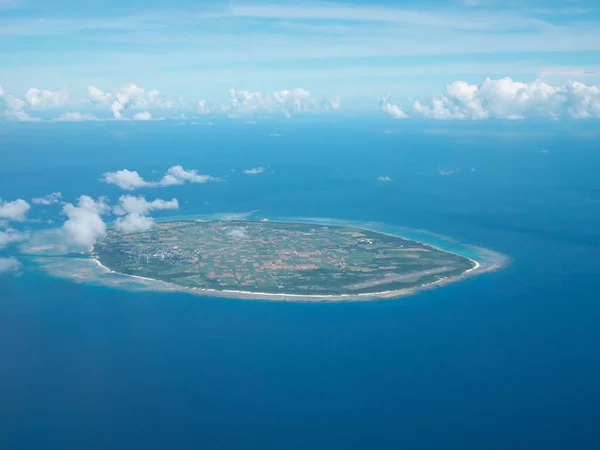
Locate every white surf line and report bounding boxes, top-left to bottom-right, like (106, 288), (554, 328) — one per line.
(86, 218), (494, 301)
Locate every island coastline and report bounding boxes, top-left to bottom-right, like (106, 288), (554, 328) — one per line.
(86, 219), (504, 302)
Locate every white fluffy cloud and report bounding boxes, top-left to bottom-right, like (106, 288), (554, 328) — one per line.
(377, 176), (393, 182)
(380, 94), (408, 119)
(62, 195), (109, 247)
(102, 169), (150, 190)
(0, 199), (31, 222)
(31, 192), (62, 205)
(132, 111), (152, 121)
(226, 88), (339, 117)
(87, 84), (164, 119)
(226, 228), (248, 239)
(114, 195), (179, 233)
(243, 167), (265, 175)
(0, 228), (26, 248)
(115, 195), (179, 216)
(1, 86), (67, 121)
(158, 165), (217, 185)
(0, 257), (20, 275)
(197, 100), (210, 114)
(88, 86), (113, 104)
(102, 166), (219, 190)
(382, 78), (600, 120)
(114, 213), (155, 233)
(566, 81), (600, 119)
(2, 84), (344, 121)
(24, 88), (68, 109)
(0, 92), (35, 121)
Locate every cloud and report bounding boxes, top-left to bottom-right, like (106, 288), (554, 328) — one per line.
(1, 86), (68, 121)
(31, 192), (62, 205)
(377, 176), (393, 182)
(330, 96), (341, 110)
(226, 88), (337, 117)
(0, 91), (35, 121)
(226, 228), (248, 239)
(197, 100), (210, 114)
(566, 81), (600, 118)
(88, 86), (112, 104)
(62, 195), (109, 247)
(115, 195), (179, 216)
(113, 195), (179, 233)
(407, 78), (600, 119)
(102, 169), (150, 190)
(132, 111), (152, 120)
(102, 166), (220, 190)
(0, 228), (26, 248)
(88, 84), (164, 119)
(380, 94), (408, 119)
(52, 111), (99, 122)
(0, 257), (20, 275)
(0, 198), (31, 222)
(114, 213), (155, 233)
(438, 169), (457, 176)
(157, 165), (218, 186)
(243, 167), (265, 175)
(24, 88), (68, 109)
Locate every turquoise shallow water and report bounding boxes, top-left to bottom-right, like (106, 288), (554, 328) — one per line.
(1, 120), (599, 449)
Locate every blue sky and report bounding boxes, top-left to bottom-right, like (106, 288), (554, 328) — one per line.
(1, 0), (599, 119)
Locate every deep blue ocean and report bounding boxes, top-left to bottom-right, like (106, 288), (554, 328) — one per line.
(1, 119), (599, 449)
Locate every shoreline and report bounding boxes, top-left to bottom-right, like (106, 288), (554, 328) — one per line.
(86, 218), (506, 302)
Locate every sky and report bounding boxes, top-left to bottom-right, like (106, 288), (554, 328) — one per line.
(1, 0), (600, 120)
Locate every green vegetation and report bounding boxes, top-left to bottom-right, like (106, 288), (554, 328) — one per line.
(93, 220), (475, 296)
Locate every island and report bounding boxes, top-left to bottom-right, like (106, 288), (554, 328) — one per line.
(91, 220), (479, 301)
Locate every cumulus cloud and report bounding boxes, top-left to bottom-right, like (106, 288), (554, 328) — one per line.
(114, 213), (155, 233)
(62, 196), (109, 247)
(3, 84), (344, 121)
(243, 167), (265, 175)
(197, 100), (210, 114)
(88, 84), (164, 119)
(115, 195), (179, 216)
(399, 78), (600, 120)
(88, 86), (113, 105)
(0, 257), (20, 275)
(113, 195), (179, 233)
(1, 86), (68, 121)
(0, 228), (26, 248)
(31, 192), (62, 205)
(132, 111), (152, 121)
(377, 176), (393, 182)
(102, 166), (219, 190)
(102, 169), (150, 190)
(380, 94), (408, 119)
(226, 88), (338, 117)
(566, 81), (600, 118)
(157, 165), (218, 186)
(0, 199), (31, 222)
(226, 228), (248, 239)
(24, 88), (68, 109)
(0, 92), (34, 121)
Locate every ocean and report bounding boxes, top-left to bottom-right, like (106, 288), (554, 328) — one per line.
(1, 118), (599, 449)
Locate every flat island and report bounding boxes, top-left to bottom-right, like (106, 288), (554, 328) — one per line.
(92, 220), (478, 300)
